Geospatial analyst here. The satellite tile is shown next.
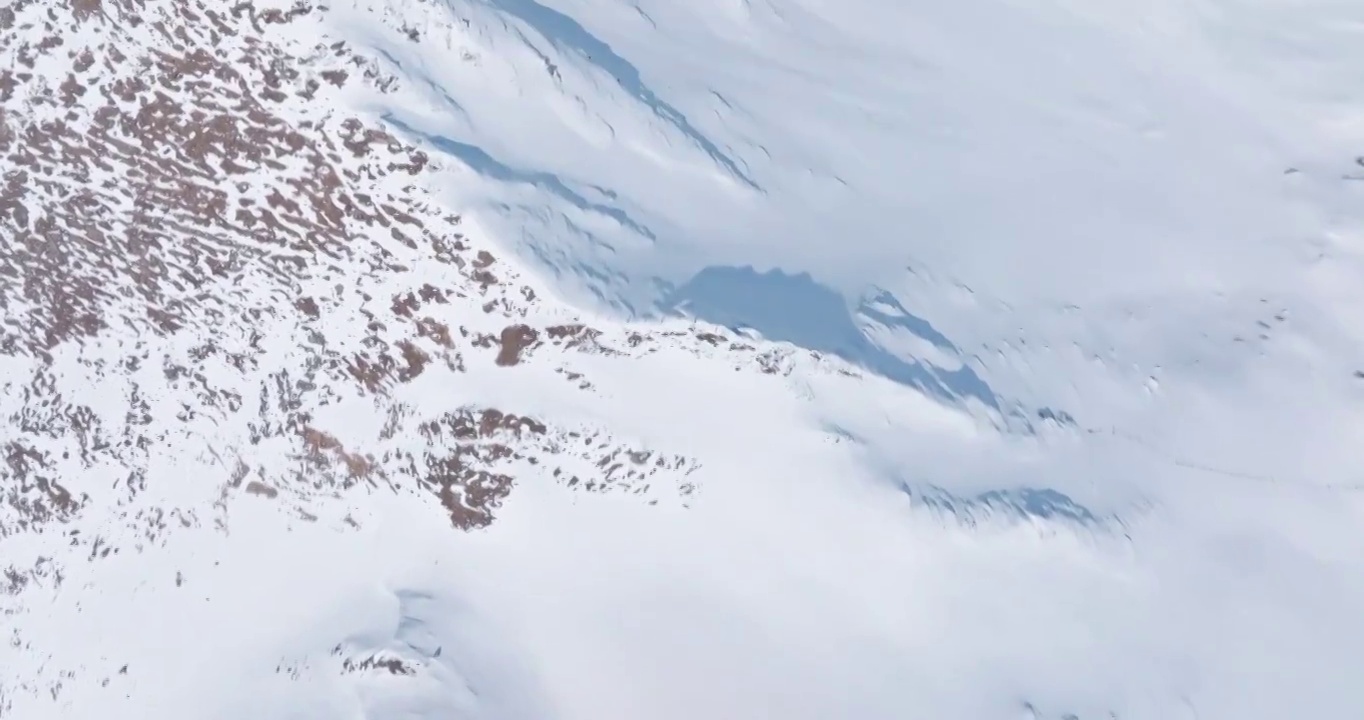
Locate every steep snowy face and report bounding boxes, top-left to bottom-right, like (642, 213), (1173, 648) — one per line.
(3, 1), (1364, 719)
(327, 0), (1364, 435)
(331, 0), (1364, 295)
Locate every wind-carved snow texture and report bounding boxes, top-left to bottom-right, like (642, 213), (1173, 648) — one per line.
(473, 0), (759, 191)
(4, 0), (1364, 718)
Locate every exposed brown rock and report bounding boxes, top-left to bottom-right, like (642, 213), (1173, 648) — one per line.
(343, 654), (415, 675)
(71, 0), (104, 23)
(300, 428), (373, 480)
(294, 296), (320, 318)
(244, 481), (279, 499)
(495, 324), (538, 366)
(696, 332), (724, 346)
(320, 69), (348, 87)
(0, 0), (699, 565)
(415, 317), (453, 348)
(395, 340), (429, 381)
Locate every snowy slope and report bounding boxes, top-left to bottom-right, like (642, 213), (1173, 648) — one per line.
(3, 0), (1364, 718)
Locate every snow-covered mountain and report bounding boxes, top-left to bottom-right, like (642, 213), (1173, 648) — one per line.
(3, 0), (1364, 717)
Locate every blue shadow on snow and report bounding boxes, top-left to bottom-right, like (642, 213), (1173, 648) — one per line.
(383, 113), (655, 240)
(473, 0), (759, 189)
(665, 265), (1001, 409)
(909, 485), (1101, 526)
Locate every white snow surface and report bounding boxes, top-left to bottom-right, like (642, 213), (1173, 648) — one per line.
(6, 0), (1364, 718)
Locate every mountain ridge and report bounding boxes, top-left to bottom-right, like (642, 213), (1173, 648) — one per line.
(4, 0), (1364, 718)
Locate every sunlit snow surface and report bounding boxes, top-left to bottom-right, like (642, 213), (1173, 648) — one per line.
(10, 0), (1364, 718)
